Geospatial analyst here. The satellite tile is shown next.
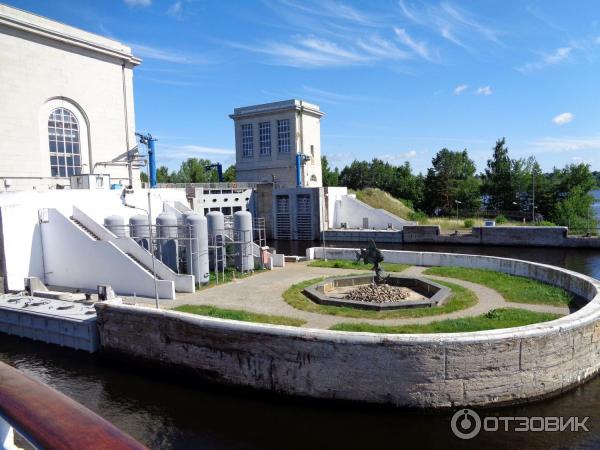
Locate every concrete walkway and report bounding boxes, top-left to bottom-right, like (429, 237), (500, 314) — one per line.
(131, 262), (571, 330)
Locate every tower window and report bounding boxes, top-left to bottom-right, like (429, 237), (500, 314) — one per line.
(277, 119), (290, 153)
(241, 124), (253, 158)
(48, 108), (81, 177)
(259, 122), (271, 156)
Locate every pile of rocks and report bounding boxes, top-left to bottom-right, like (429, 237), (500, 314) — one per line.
(345, 283), (412, 303)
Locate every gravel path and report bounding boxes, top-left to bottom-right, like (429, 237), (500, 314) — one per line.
(131, 262), (571, 330)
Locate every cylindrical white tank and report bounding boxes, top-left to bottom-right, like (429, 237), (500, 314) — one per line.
(129, 214), (150, 250)
(234, 211), (253, 272)
(186, 213), (209, 285)
(206, 211), (226, 270)
(156, 212), (178, 238)
(104, 214), (128, 237)
(156, 212), (178, 272)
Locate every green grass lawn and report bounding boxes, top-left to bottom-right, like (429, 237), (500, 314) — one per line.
(173, 304), (306, 327)
(197, 267), (265, 290)
(355, 188), (414, 220)
(307, 259), (410, 272)
(330, 308), (563, 333)
(282, 278), (477, 320)
(422, 266), (574, 307)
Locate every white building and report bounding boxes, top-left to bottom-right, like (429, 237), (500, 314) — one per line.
(230, 100), (324, 188)
(0, 4), (141, 191)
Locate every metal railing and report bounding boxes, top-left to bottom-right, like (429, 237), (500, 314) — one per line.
(0, 361), (147, 450)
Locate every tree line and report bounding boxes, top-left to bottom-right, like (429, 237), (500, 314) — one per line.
(141, 159), (236, 184)
(322, 138), (598, 230)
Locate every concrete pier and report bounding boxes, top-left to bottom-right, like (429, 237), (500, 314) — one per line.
(95, 250), (600, 408)
(324, 225), (600, 248)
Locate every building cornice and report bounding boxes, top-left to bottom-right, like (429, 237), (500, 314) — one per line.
(0, 5), (141, 66)
(230, 99), (324, 120)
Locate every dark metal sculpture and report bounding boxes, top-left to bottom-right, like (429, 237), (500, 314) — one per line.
(355, 239), (388, 284)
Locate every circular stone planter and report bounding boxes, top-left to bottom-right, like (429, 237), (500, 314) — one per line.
(302, 274), (451, 310)
(96, 249), (600, 409)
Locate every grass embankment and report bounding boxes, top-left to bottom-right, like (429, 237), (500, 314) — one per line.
(422, 267), (574, 307)
(329, 308), (562, 333)
(283, 278), (476, 320)
(307, 259), (410, 272)
(174, 305), (306, 327)
(355, 188), (413, 220)
(354, 187), (524, 230)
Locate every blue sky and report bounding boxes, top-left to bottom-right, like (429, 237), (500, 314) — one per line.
(9, 0), (600, 174)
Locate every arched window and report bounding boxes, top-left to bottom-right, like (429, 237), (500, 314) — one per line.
(48, 108), (81, 177)
(310, 174), (317, 182)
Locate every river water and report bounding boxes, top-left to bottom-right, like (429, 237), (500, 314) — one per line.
(2, 194), (600, 449)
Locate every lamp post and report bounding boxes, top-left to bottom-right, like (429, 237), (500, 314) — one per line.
(121, 139), (160, 309)
(532, 171), (536, 222)
(455, 200), (462, 226)
(321, 192), (328, 261)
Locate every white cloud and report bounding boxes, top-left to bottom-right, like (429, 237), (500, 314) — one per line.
(552, 112), (574, 125)
(356, 35), (410, 59)
(398, 0), (501, 48)
(453, 84), (468, 95)
(124, 0), (151, 6)
(231, 1), (444, 69)
(158, 144), (235, 166)
(379, 150), (417, 162)
(230, 36), (381, 68)
(529, 137), (600, 153)
(517, 46), (572, 73)
(476, 86), (492, 96)
(394, 27), (435, 61)
(168, 1), (182, 18)
(129, 43), (211, 65)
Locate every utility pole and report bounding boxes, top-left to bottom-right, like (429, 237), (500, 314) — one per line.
(531, 171), (536, 222)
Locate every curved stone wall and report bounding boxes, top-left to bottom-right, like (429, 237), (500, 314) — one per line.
(96, 250), (600, 408)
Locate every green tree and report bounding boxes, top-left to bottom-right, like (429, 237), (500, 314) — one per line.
(482, 138), (519, 212)
(340, 160), (371, 189)
(171, 158), (218, 183)
(223, 165), (236, 182)
(423, 149), (481, 214)
(321, 156), (340, 186)
(156, 166), (171, 183)
(549, 164), (597, 230)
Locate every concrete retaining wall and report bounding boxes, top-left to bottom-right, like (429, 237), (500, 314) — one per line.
(329, 225), (600, 248)
(324, 229), (402, 243)
(96, 250), (600, 408)
(403, 225), (600, 248)
(332, 195), (414, 230)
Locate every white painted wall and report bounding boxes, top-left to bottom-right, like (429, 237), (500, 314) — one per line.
(332, 195), (413, 230)
(0, 188), (188, 292)
(232, 100), (324, 188)
(0, 4), (140, 191)
(298, 112), (322, 187)
(324, 187), (347, 229)
(41, 208), (174, 298)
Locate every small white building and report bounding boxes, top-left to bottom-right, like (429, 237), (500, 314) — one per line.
(230, 100), (324, 188)
(0, 4), (141, 191)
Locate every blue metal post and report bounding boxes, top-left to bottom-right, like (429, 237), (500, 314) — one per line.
(296, 153), (302, 187)
(148, 137), (157, 188)
(216, 163), (223, 182)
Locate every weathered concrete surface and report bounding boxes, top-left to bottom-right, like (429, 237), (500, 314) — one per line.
(96, 250), (600, 408)
(417, 225), (600, 248)
(331, 225), (600, 248)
